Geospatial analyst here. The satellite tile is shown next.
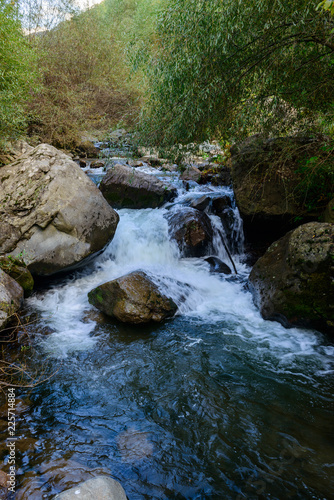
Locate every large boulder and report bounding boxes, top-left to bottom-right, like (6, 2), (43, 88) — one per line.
(249, 222), (334, 334)
(54, 476), (127, 500)
(230, 135), (333, 246)
(166, 207), (213, 257)
(100, 164), (177, 209)
(88, 271), (177, 324)
(0, 269), (24, 332)
(0, 144), (119, 276)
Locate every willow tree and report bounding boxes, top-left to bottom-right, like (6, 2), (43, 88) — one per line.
(140, 0), (334, 146)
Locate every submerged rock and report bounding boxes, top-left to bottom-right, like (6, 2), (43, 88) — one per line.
(100, 164), (177, 209)
(166, 207), (213, 257)
(249, 222), (334, 334)
(0, 256), (34, 296)
(0, 144), (119, 276)
(117, 427), (154, 462)
(88, 271), (177, 324)
(190, 195), (211, 211)
(54, 476), (127, 500)
(0, 269), (24, 331)
(205, 256), (232, 274)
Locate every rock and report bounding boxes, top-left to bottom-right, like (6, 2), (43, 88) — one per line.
(0, 144), (119, 276)
(190, 195), (211, 211)
(0, 269), (24, 331)
(181, 165), (201, 182)
(79, 159), (87, 168)
(166, 207), (213, 257)
(127, 159), (143, 168)
(199, 166), (231, 186)
(324, 199), (334, 224)
(54, 476), (127, 500)
(109, 128), (127, 141)
(90, 160), (105, 169)
(230, 134), (332, 246)
(140, 155), (162, 166)
(212, 196), (233, 214)
(76, 140), (99, 158)
(105, 158), (129, 170)
(205, 256), (232, 274)
(117, 427), (154, 462)
(88, 271), (177, 324)
(249, 222), (334, 334)
(8, 140), (34, 157)
(163, 163), (178, 172)
(100, 164), (177, 209)
(0, 257), (34, 296)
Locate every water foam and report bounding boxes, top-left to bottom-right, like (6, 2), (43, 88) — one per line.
(27, 205), (332, 377)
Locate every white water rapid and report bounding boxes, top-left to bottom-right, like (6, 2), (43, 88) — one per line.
(26, 173), (333, 380)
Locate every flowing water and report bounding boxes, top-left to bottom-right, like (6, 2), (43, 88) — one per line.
(2, 168), (334, 499)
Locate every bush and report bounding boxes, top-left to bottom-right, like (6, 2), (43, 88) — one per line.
(0, 0), (38, 146)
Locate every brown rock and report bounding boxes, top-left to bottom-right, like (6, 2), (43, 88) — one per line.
(88, 271), (177, 324)
(166, 207), (213, 257)
(100, 164), (177, 209)
(181, 165), (201, 182)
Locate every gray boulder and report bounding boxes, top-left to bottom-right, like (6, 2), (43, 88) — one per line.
(100, 164), (177, 209)
(249, 222), (334, 334)
(88, 271), (177, 324)
(54, 476), (127, 500)
(0, 269), (24, 332)
(0, 144), (119, 276)
(166, 207), (213, 257)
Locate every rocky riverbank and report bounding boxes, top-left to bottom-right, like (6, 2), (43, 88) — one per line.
(0, 133), (333, 338)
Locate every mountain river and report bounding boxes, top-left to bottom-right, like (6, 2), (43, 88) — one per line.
(1, 164), (333, 499)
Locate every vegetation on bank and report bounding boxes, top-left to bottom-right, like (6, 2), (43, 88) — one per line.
(0, 0), (38, 147)
(0, 0), (333, 144)
(0, 0), (333, 202)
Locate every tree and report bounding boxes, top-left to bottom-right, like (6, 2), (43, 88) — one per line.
(139, 0), (334, 146)
(0, 0), (38, 144)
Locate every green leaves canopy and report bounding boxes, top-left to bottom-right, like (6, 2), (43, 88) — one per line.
(140, 0), (334, 146)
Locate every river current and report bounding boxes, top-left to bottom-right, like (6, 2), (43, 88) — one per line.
(3, 166), (334, 499)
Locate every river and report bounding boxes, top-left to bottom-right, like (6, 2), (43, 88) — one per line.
(4, 164), (334, 499)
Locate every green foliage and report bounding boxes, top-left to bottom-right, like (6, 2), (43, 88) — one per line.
(26, 0), (155, 148)
(294, 141), (334, 213)
(138, 0), (334, 147)
(317, 0), (334, 16)
(0, 0), (38, 145)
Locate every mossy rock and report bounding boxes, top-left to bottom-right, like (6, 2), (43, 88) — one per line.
(0, 269), (24, 332)
(0, 256), (34, 297)
(249, 222), (334, 335)
(88, 271), (177, 324)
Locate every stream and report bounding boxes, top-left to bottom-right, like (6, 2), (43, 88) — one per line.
(2, 161), (334, 499)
